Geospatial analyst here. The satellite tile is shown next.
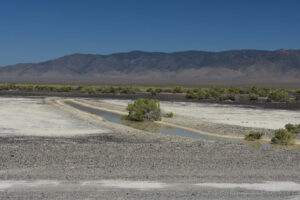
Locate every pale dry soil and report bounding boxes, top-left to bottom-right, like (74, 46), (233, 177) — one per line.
(0, 97), (299, 200)
(79, 98), (300, 139)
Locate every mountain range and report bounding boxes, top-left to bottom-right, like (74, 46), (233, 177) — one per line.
(0, 49), (300, 87)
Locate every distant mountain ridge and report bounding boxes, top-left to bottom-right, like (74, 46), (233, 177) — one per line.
(1, 49), (300, 87)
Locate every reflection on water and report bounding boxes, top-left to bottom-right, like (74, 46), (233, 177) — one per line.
(65, 101), (236, 143)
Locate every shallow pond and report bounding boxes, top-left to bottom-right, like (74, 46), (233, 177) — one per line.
(65, 101), (248, 144)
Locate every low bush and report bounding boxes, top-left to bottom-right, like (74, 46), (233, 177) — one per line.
(267, 90), (290, 102)
(102, 86), (117, 93)
(185, 90), (197, 99)
(147, 88), (160, 96)
(249, 93), (258, 101)
(244, 131), (263, 141)
(56, 86), (71, 92)
(197, 91), (207, 100)
(285, 123), (300, 134)
(120, 86), (136, 94)
(172, 86), (183, 93)
(271, 129), (294, 145)
(165, 112), (174, 118)
(226, 93), (235, 101)
(125, 98), (161, 121)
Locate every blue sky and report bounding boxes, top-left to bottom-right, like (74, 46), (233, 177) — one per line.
(0, 0), (299, 65)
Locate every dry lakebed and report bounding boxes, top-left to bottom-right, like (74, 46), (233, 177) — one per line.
(0, 96), (299, 199)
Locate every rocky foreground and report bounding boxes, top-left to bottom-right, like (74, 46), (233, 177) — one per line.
(0, 129), (299, 199)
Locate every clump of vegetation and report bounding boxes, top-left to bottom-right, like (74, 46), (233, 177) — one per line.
(249, 93), (258, 101)
(119, 86), (136, 94)
(185, 89), (197, 99)
(0, 84), (297, 104)
(226, 93), (235, 101)
(285, 123), (300, 134)
(125, 98), (161, 121)
(197, 91), (206, 100)
(56, 86), (72, 92)
(244, 131), (263, 141)
(102, 86), (117, 93)
(271, 129), (294, 145)
(146, 88), (162, 96)
(164, 112), (174, 118)
(172, 86), (183, 93)
(267, 90), (290, 102)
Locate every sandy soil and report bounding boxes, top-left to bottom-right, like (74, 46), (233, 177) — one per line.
(0, 97), (299, 199)
(0, 97), (109, 137)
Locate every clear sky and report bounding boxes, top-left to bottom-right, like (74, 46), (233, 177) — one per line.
(0, 0), (299, 65)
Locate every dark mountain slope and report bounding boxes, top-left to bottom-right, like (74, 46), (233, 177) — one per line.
(0, 49), (300, 86)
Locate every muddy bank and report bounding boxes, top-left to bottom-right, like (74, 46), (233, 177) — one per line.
(1, 90), (300, 110)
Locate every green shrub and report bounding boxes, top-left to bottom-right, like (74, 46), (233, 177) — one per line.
(120, 86), (136, 94)
(271, 129), (295, 145)
(197, 91), (206, 100)
(285, 123), (300, 134)
(172, 86), (183, 93)
(147, 88), (158, 96)
(146, 88), (153, 92)
(227, 87), (239, 94)
(244, 131), (263, 141)
(268, 90), (290, 102)
(126, 98), (161, 121)
(103, 86), (117, 93)
(226, 93), (235, 101)
(56, 86), (71, 92)
(258, 88), (270, 97)
(165, 112), (174, 118)
(250, 86), (259, 94)
(185, 90), (197, 99)
(249, 93), (258, 101)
